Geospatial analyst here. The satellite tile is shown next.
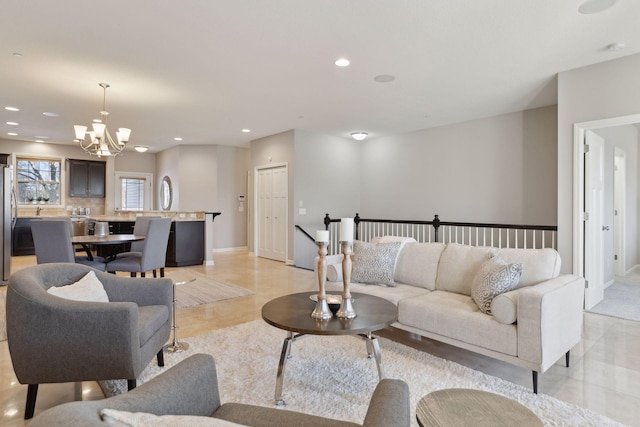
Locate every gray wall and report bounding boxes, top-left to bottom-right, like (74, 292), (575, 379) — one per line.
(360, 106), (558, 225)
(293, 130), (361, 269)
(157, 144), (250, 250)
(558, 53), (640, 273)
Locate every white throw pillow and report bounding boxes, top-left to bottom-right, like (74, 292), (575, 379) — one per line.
(351, 240), (402, 286)
(47, 271), (109, 303)
(101, 408), (249, 426)
(471, 255), (522, 315)
(326, 263), (343, 282)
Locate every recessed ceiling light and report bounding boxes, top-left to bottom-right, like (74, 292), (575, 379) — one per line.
(334, 58), (350, 67)
(34, 135), (49, 139)
(5, 106), (19, 112)
(374, 75), (395, 83)
(134, 146), (149, 153)
(12, 52), (23, 58)
(607, 41), (626, 51)
(351, 132), (368, 141)
(35, 140), (44, 143)
(42, 112), (60, 117)
(6, 121), (19, 126)
(7, 132), (18, 136)
(578, 0), (616, 14)
(92, 119), (102, 123)
(174, 137), (183, 141)
(242, 129), (251, 133)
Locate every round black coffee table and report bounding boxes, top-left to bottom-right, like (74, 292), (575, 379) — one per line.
(262, 291), (398, 406)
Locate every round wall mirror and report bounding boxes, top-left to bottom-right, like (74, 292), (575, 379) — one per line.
(160, 176), (172, 210)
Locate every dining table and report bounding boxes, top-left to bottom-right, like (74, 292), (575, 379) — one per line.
(71, 234), (145, 262)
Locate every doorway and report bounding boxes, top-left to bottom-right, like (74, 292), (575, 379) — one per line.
(573, 114), (640, 310)
(255, 164), (288, 262)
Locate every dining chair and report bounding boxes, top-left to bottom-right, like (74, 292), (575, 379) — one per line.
(106, 218), (171, 277)
(30, 219), (106, 271)
(128, 215), (161, 253)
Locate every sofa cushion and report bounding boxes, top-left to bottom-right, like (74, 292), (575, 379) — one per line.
(46, 271), (109, 303)
(394, 242), (446, 290)
(138, 305), (169, 347)
(101, 408), (249, 426)
(495, 248), (561, 288)
(325, 281), (430, 305)
(398, 290), (517, 355)
(491, 289), (519, 324)
(351, 240), (402, 286)
(326, 263), (343, 282)
(471, 255), (522, 315)
(436, 244), (495, 295)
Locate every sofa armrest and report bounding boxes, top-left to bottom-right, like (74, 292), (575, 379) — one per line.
(28, 354), (222, 427)
(517, 274), (584, 372)
(362, 379), (410, 427)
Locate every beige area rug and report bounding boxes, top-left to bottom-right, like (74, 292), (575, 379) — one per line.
(99, 320), (623, 427)
(164, 270), (255, 309)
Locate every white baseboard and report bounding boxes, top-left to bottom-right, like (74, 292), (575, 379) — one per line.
(604, 279), (615, 289)
(286, 259), (294, 266)
(212, 246), (249, 253)
(625, 264), (640, 275)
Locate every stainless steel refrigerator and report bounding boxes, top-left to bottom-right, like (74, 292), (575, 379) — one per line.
(1, 165), (15, 285)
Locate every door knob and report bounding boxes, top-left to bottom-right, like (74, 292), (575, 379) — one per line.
(602, 225), (610, 231)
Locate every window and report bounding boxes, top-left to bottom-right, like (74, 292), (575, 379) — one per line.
(121, 178), (145, 211)
(16, 156), (62, 205)
(114, 172), (153, 211)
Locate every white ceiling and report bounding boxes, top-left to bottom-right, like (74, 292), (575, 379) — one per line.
(1, 0), (639, 153)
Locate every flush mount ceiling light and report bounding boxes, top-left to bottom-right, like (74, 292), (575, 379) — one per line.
(5, 106), (19, 112)
(334, 58), (350, 67)
(242, 129), (251, 133)
(578, 0), (616, 14)
(74, 83), (131, 157)
(351, 132), (368, 141)
(134, 145), (148, 153)
(43, 112), (60, 117)
(374, 74), (395, 83)
(174, 137), (183, 141)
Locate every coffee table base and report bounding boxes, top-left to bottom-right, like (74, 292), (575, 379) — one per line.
(274, 331), (385, 406)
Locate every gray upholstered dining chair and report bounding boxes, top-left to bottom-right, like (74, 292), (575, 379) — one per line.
(6, 263), (173, 419)
(113, 215), (161, 256)
(30, 219), (107, 271)
(106, 218), (171, 277)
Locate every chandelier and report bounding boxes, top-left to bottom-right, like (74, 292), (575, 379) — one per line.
(73, 83), (131, 157)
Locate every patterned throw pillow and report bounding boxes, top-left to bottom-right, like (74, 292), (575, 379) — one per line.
(471, 254), (522, 315)
(351, 240), (402, 286)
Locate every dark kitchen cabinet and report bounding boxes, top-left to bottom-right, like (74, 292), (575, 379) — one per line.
(69, 159), (105, 198)
(166, 221), (204, 267)
(12, 218), (36, 256)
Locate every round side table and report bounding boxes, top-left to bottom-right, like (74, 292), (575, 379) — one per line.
(416, 388), (542, 427)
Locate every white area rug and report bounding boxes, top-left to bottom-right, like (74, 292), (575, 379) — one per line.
(100, 320), (622, 427)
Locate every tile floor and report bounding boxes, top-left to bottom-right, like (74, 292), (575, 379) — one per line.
(1, 252), (638, 426)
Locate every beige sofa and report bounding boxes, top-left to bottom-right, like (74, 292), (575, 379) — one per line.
(323, 240), (584, 393)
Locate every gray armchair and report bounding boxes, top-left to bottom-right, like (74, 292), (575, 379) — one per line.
(28, 353), (411, 427)
(106, 218), (171, 277)
(6, 263), (173, 419)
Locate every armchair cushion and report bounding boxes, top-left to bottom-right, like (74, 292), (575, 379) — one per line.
(137, 305), (170, 346)
(47, 271), (109, 303)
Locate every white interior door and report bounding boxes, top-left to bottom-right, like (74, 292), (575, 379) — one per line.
(257, 165), (287, 262)
(584, 130), (605, 309)
(613, 149), (626, 276)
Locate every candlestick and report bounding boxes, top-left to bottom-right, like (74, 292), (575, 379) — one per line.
(340, 218), (354, 242)
(311, 240), (332, 320)
(336, 240), (356, 319)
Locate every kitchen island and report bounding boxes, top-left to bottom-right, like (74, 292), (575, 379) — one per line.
(13, 211), (217, 267)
